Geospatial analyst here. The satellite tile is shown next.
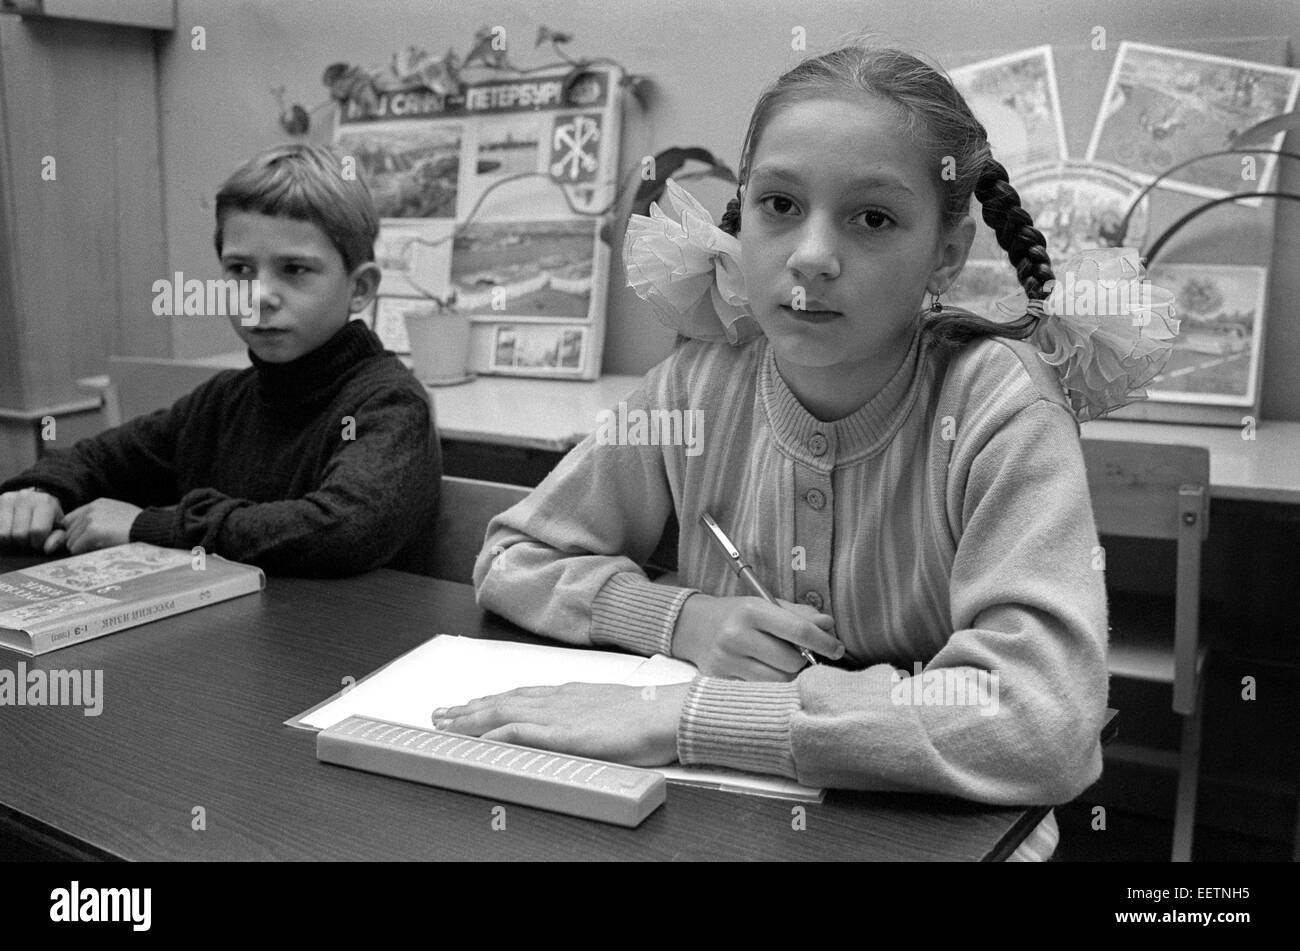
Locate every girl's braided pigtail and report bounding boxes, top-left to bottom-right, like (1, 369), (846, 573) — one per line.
(921, 159), (1052, 357)
(972, 158), (1054, 327)
(720, 189), (742, 237)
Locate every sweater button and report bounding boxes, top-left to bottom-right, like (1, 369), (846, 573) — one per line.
(802, 590), (824, 610)
(805, 488), (826, 510)
(808, 432), (828, 456)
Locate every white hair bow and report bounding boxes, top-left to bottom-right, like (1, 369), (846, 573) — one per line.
(623, 179), (761, 345)
(995, 247), (1180, 422)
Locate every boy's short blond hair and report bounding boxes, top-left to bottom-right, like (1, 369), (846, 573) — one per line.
(213, 144), (378, 272)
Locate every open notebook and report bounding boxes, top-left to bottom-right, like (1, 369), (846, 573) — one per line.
(289, 635), (824, 802)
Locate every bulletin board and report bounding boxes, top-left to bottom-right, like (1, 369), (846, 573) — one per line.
(943, 38), (1299, 426)
(334, 65), (623, 380)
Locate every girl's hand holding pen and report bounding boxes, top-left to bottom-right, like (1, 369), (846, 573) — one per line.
(671, 593), (841, 681)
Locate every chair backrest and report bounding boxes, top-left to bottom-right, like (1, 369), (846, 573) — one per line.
(1081, 438), (1211, 714)
(430, 475), (531, 585)
(106, 355), (246, 426)
(1081, 439), (1211, 542)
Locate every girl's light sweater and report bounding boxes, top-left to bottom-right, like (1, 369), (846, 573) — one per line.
(473, 323), (1108, 806)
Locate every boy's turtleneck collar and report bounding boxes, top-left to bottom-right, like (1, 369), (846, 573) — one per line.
(249, 319), (383, 406)
(759, 321), (928, 468)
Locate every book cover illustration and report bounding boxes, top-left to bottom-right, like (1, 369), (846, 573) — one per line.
(19, 543), (190, 592)
(0, 543), (265, 655)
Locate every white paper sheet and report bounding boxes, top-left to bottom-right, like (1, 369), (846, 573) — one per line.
(291, 635), (824, 802)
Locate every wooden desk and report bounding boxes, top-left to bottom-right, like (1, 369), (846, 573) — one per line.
(1082, 419), (1300, 505)
(0, 560), (1075, 861)
(431, 373), (643, 452)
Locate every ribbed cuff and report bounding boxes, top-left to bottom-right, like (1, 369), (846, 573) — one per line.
(589, 571), (696, 656)
(677, 677), (801, 778)
(129, 507), (177, 547)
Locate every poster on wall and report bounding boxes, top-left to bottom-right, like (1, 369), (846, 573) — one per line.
(1086, 42), (1300, 205)
(949, 46), (1069, 175)
(943, 260), (1269, 425)
(943, 39), (1293, 426)
(1142, 263), (1267, 408)
(334, 65), (621, 378)
(965, 159), (1152, 264)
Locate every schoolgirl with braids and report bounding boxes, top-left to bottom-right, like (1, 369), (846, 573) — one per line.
(453, 42), (1176, 861)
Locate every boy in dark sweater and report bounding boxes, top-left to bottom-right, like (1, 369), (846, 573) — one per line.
(0, 144), (441, 576)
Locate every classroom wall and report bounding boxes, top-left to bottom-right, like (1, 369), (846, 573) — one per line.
(0, 14), (168, 409)
(157, 0), (1300, 419)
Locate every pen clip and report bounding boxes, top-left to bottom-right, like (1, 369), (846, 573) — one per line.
(699, 512), (745, 571)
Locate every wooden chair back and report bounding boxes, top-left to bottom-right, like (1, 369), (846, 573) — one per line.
(430, 475), (531, 585)
(1082, 439), (1210, 715)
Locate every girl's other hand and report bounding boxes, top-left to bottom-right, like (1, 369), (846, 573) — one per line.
(672, 593), (841, 680)
(432, 682), (689, 767)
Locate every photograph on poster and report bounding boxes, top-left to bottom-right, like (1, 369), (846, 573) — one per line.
(334, 121), (462, 218)
(1144, 263), (1267, 406)
(1087, 41), (1300, 203)
(945, 261), (1268, 411)
(1015, 161), (1150, 258)
(949, 45), (1068, 174)
(491, 324), (587, 374)
(455, 113), (553, 219)
(966, 160), (1151, 262)
(451, 219), (597, 318)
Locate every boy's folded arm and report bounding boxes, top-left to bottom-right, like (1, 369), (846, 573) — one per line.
(681, 400), (1109, 805)
(129, 388), (437, 576)
(473, 378), (694, 656)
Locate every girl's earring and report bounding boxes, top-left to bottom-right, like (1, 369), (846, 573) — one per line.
(930, 291), (943, 314)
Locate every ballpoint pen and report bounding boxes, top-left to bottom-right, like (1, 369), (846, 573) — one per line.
(699, 511), (819, 667)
